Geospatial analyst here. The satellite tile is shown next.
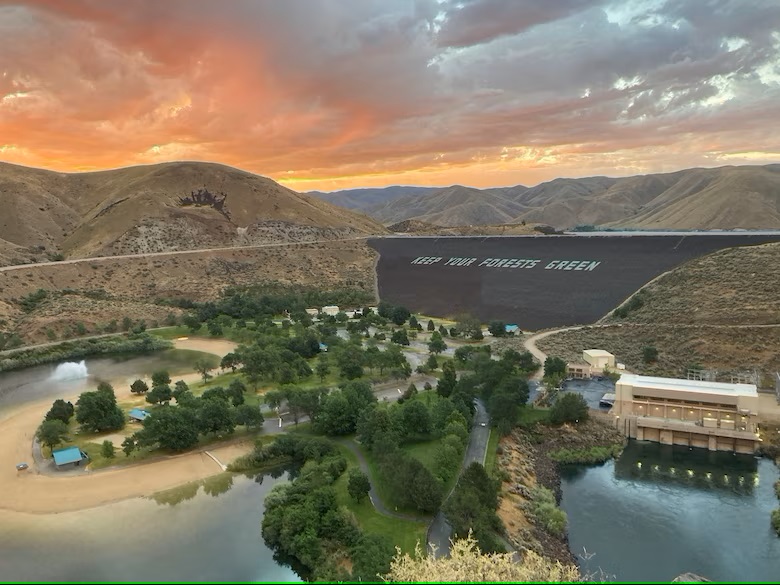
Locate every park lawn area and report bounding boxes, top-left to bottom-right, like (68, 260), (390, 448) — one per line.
(334, 445), (427, 555)
(484, 428), (500, 477)
(517, 405), (550, 428)
(149, 325), (191, 339)
(402, 439), (439, 470)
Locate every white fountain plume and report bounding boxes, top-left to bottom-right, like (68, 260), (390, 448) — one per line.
(51, 360), (89, 381)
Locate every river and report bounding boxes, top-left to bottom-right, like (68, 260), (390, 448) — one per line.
(0, 353), (301, 582)
(0, 469), (301, 582)
(560, 441), (780, 582)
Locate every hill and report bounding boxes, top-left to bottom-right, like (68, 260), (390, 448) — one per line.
(369, 185), (526, 226)
(329, 165), (780, 229)
(308, 186), (440, 211)
(0, 161), (385, 264)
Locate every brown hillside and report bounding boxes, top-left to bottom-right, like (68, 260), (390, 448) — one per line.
(0, 161), (385, 264)
(370, 185), (525, 226)
(350, 165), (780, 229)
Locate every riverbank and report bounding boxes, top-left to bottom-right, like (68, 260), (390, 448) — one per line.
(0, 338), (252, 514)
(497, 415), (626, 568)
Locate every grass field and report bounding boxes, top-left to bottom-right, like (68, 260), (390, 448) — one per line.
(334, 445), (427, 554)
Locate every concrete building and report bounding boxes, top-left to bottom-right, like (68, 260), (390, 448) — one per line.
(583, 349), (616, 371)
(612, 373), (761, 454)
(566, 349), (616, 379)
(321, 305), (340, 316)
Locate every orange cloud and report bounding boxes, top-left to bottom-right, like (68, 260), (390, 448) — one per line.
(0, 0), (779, 191)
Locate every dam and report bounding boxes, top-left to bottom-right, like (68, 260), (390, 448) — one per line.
(369, 231), (780, 330)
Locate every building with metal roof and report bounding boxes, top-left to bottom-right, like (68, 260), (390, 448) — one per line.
(129, 407), (151, 422)
(52, 446), (87, 468)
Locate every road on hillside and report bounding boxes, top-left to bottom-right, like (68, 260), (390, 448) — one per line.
(427, 398), (490, 558)
(0, 235), (370, 273)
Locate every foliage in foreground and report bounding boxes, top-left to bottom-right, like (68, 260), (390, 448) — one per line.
(528, 485), (568, 538)
(385, 533), (581, 583)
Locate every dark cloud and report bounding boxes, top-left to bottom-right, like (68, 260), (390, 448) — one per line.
(436, 0), (605, 47)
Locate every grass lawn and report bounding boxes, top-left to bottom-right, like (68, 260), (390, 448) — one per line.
(334, 445), (427, 555)
(484, 428), (500, 477)
(517, 405), (550, 428)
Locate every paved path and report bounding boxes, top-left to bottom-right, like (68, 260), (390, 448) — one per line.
(335, 438), (427, 522)
(428, 398), (491, 558)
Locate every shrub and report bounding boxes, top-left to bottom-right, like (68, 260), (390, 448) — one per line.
(528, 485), (567, 538)
(101, 440), (115, 459)
(549, 393), (589, 425)
(772, 509), (780, 536)
(775, 480), (780, 500)
(548, 444), (622, 465)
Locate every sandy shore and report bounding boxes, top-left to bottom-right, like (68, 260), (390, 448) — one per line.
(0, 338), (253, 514)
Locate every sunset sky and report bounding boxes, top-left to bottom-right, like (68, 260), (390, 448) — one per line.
(1, 0), (779, 191)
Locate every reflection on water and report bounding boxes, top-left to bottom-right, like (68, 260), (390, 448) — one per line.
(0, 470), (302, 582)
(561, 441), (780, 582)
(0, 350), (213, 411)
(612, 441), (759, 495)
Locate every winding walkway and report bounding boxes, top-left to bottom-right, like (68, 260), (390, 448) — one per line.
(335, 438), (427, 522)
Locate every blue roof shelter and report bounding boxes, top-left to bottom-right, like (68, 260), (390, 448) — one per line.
(129, 407), (151, 422)
(319, 343), (329, 352)
(505, 324), (520, 334)
(52, 446), (87, 467)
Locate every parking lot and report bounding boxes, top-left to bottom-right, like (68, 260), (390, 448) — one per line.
(561, 377), (615, 410)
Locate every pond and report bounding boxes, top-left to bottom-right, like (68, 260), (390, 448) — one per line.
(560, 441), (780, 582)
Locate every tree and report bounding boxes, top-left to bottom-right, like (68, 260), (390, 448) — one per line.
(428, 331), (447, 354)
(265, 389), (285, 412)
(347, 468), (371, 503)
(121, 436), (137, 456)
(76, 386), (125, 432)
(137, 406), (199, 451)
(390, 305), (411, 326)
(172, 381), (196, 407)
(198, 399), (236, 435)
(235, 404), (265, 428)
(437, 361), (457, 398)
(456, 314), (482, 339)
(426, 354), (439, 370)
(543, 356), (567, 378)
(195, 358), (214, 383)
(391, 328), (410, 346)
(207, 320), (223, 337)
(351, 533), (395, 582)
(202, 386), (228, 402)
(315, 392), (355, 435)
(146, 383), (173, 405)
(487, 320), (507, 337)
(151, 370), (171, 387)
(182, 314), (202, 333)
(316, 356), (331, 382)
(400, 400), (432, 438)
(427, 319), (435, 332)
(549, 392), (589, 425)
(130, 379), (149, 394)
(488, 377), (529, 435)
(438, 324), (448, 337)
(408, 315), (419, 329)
(37, 420), (69, 452)
(45, 399), (74, 424)
(220, 352), (240, 373)
(643, 345), (659, 363)
(387, 533), (581, 583)
(101, 440), (115, 459)
(226, 379), (246, 407)
(336, 343), (364, 380)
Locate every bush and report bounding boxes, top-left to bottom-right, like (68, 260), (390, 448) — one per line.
(642, 345), (658, 363)
(548, 444), (622, 465)
(549, 393), (589, 425)
(772, 509), (780, 536)
(528, 485), (567, 538)
(775, 480), (780, 500)
(101, 440), (115, 459)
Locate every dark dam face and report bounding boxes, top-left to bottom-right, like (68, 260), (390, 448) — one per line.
(369, 233), (780, 331)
